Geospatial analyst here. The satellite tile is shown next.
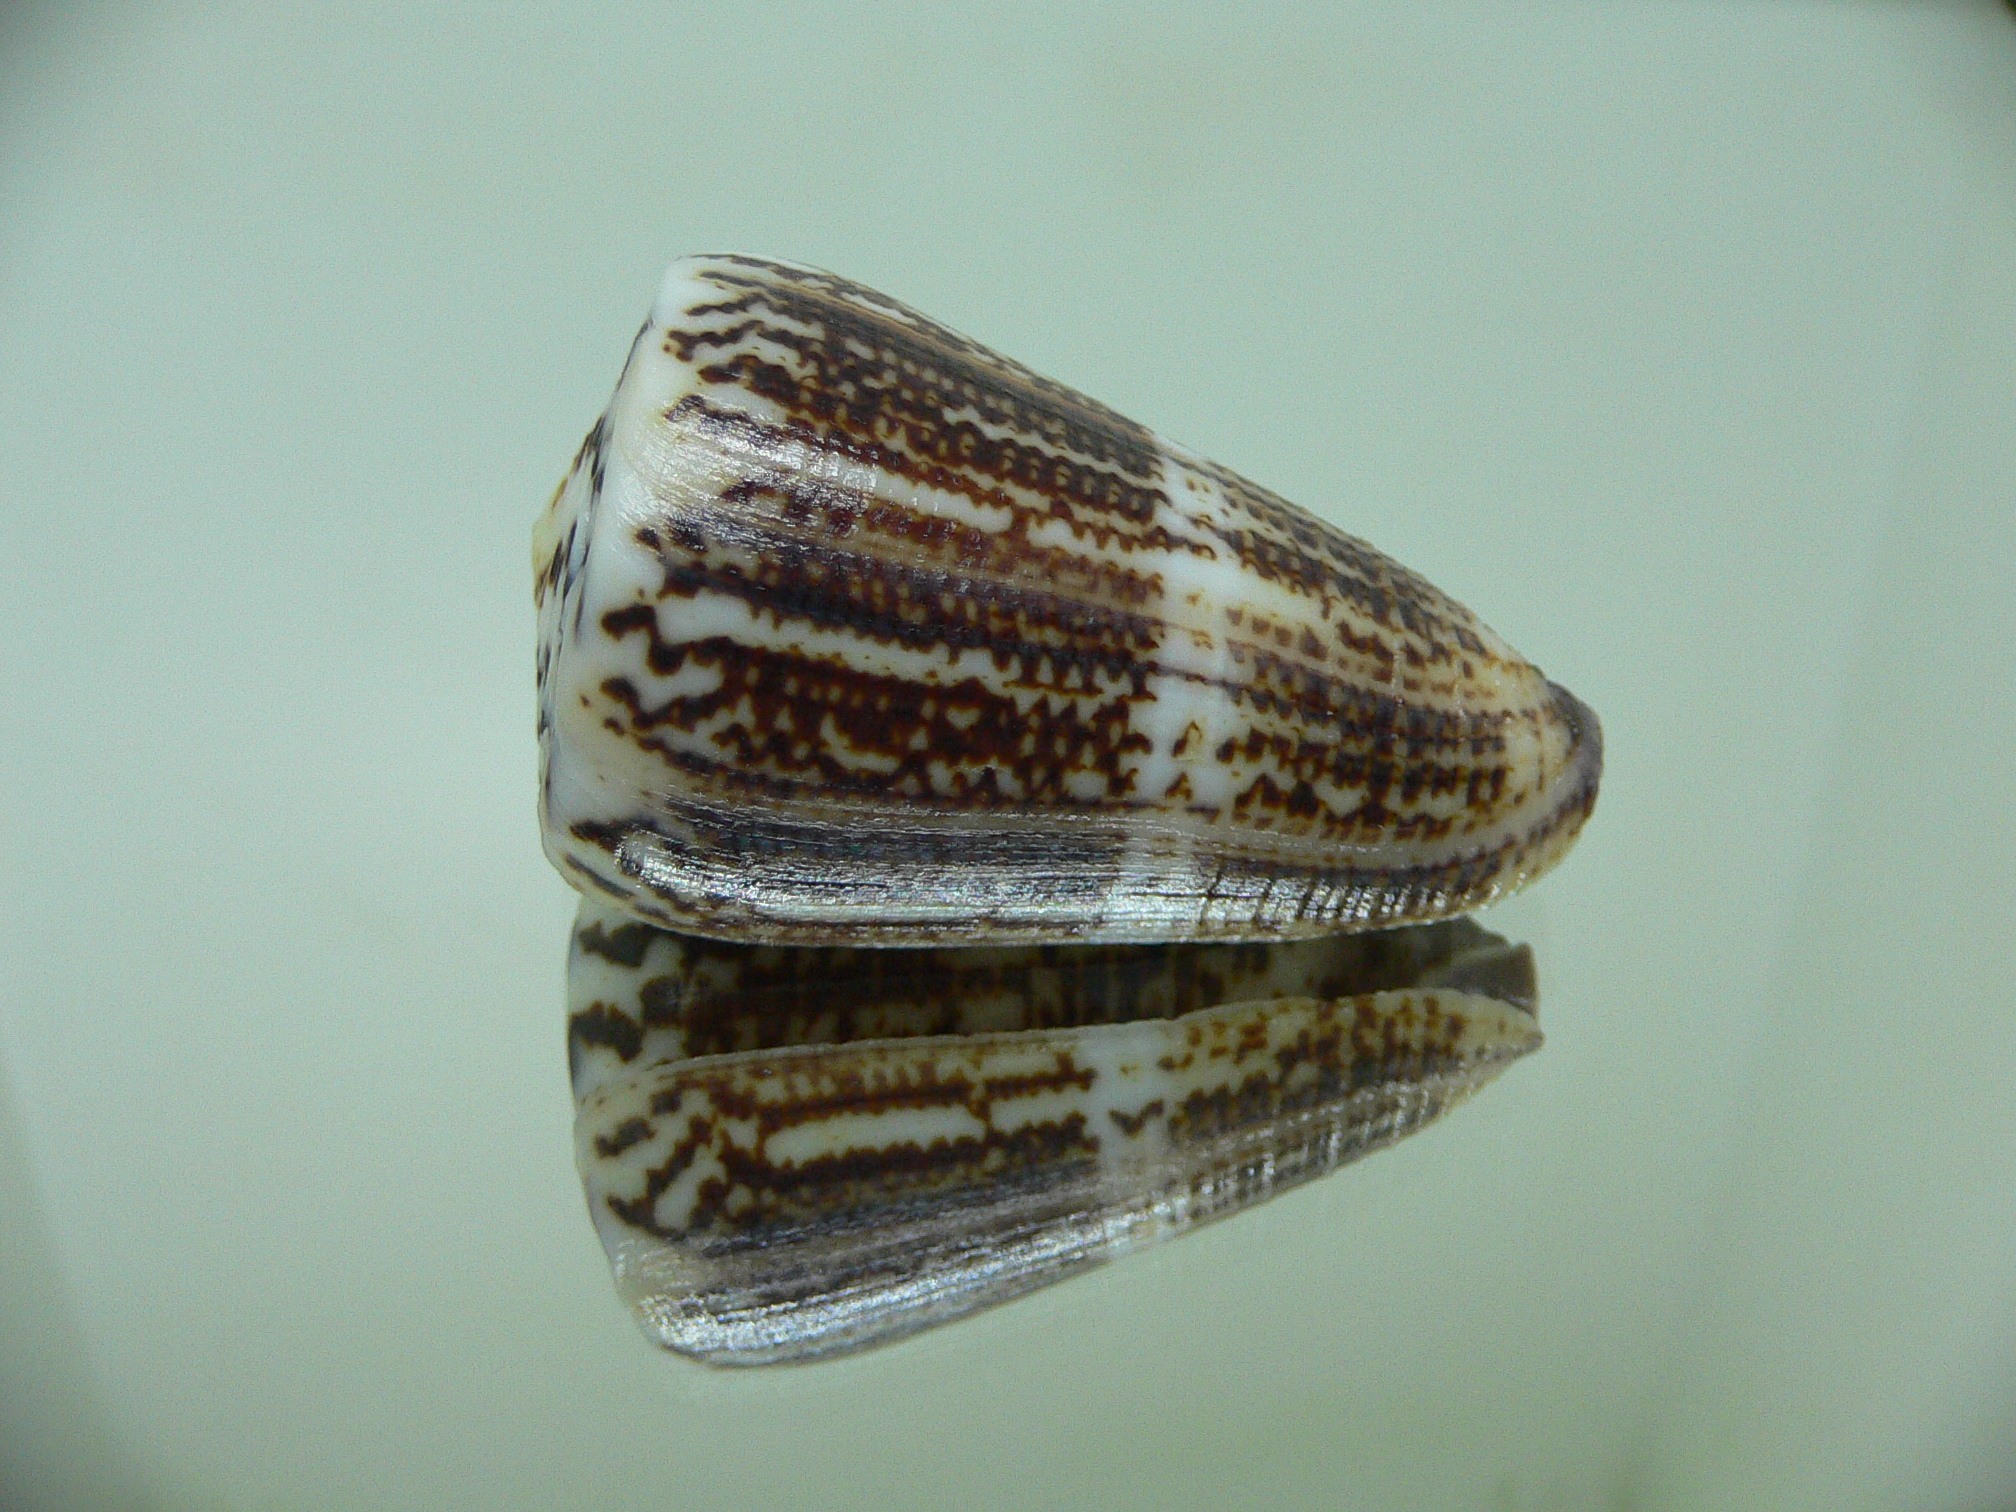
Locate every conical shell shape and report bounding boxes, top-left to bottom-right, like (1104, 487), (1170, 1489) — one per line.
(537, 255), (1599, 946)
(566, 900), (1541, 1365)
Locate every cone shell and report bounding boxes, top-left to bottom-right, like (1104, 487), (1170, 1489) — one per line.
(536, 254), (1599, 946)
(566, 900), (1541, 1365)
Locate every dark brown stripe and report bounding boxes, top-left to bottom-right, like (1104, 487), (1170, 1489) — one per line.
(575, 916), (658, 967)
(666, 263), (1517, 679)
(651, 394), (1522, 732)
(665, 387), (1204, 568)
(606, 1049), (1105, 1238)
(593, 612), (1518, 834)
(680, 259), (1165, 498)
(1166, 997), (1475, 1144)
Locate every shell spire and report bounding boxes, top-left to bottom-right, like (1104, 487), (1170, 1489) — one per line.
(537, 254), (1599, 946)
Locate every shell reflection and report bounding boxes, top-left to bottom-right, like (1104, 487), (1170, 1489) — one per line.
(569, 901), (1540, 1365)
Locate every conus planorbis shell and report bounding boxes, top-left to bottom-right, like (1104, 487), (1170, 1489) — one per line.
(566, 898), (1541, 1366)
(536, 254), (1600, 948)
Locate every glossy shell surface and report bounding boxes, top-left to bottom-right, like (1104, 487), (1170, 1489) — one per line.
(539, 256), (1600, 1363)
(537, 254), (1600, 947)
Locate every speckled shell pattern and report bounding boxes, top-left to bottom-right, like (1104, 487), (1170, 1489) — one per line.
(536, 254), (1601, 947)
(566, 900), (1540, 1365)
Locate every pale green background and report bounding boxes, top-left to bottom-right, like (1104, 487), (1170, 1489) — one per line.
(3, 3), (2014, 1509)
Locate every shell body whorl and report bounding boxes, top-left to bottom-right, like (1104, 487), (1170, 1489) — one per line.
(537, 255), (1600, 946)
